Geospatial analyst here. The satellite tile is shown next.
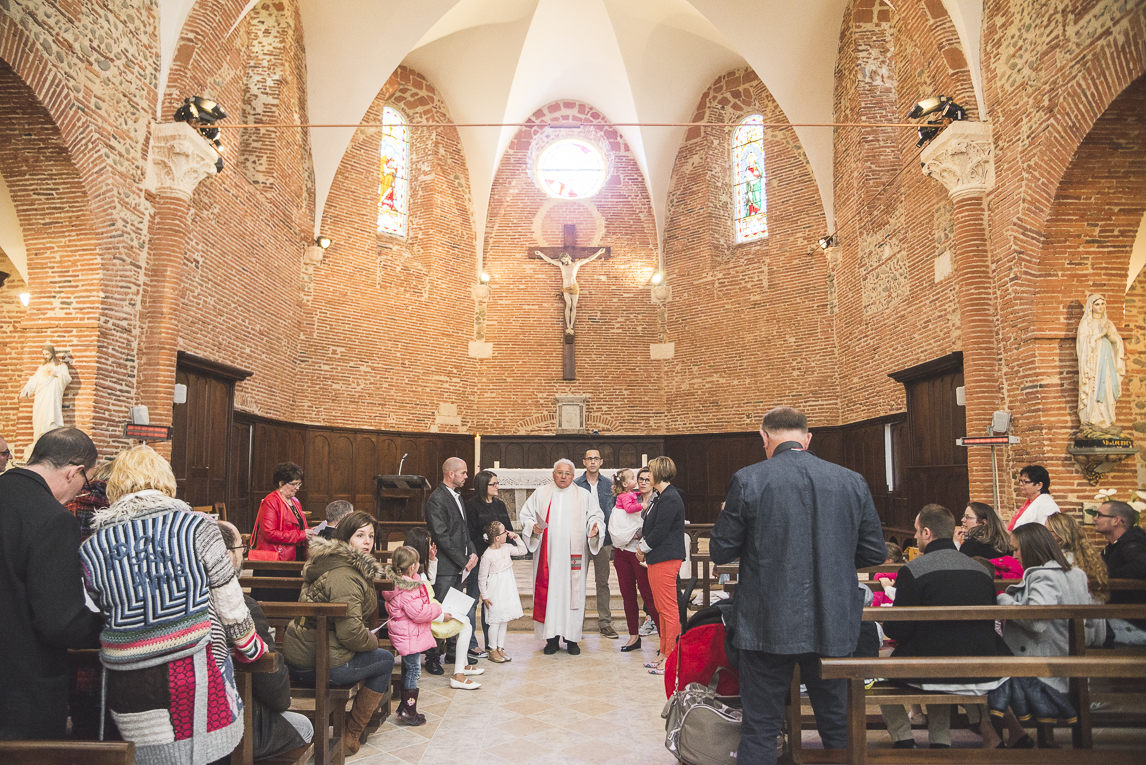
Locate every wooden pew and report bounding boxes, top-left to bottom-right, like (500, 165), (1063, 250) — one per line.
(258, 602), (348, 765)
(783, 603), (1146, 764)
(0, 741), (135, 765)
(229, 652), (314, 765)
(814, 656), (1146, 765)
(241, 550), (393, 576)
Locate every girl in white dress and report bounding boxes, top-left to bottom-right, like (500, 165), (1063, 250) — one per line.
(478, 521), (529, 663)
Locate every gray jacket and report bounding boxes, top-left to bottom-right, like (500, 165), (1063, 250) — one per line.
(711, 442), (886, 656)
(574, 472), (615, 546)
(424, 483), (475, 577)
(997, 561), (1104, 693)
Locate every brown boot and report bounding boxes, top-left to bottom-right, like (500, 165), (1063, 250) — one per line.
(342, 686), (386, 755)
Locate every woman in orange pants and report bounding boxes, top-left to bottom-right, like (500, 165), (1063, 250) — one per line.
(636, 456), (687, 674)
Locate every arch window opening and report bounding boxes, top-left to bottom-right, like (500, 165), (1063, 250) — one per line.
(377, 106), (409, 236)
(734, 115), (768, 242)
(536, 139), (607, 199)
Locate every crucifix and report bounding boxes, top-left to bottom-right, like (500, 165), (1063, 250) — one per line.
(529, 224), (611, 380)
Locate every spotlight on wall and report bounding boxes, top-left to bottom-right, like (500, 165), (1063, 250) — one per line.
(479, 271), (491, 284)
(315, 236), (332, 249)
(649, 271), (665, 286)
(174, 96), (228, 163)
(907, 95), (967, 148)
(19, 292), (30, 306)
(818, 234), (838, 250)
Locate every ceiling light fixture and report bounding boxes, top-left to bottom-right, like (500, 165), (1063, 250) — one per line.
(315, 236), (332, 249)
(907, 95), (967, 148)
(479, 271), (491, 284)
(19, 292), (30, 306)
(649, 271), (665, 286)
(819, 234), (837, 250)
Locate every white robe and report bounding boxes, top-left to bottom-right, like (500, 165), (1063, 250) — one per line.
(519, 482), (604, 641)
(21, 361), (72, 443)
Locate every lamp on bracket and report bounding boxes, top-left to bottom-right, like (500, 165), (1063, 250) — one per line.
(907, 95), (968, 149)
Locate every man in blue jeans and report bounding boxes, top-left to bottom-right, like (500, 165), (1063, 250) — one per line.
(711, 407), (886, 764)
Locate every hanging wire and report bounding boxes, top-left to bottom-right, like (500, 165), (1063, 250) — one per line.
(193, 120), (924, 130)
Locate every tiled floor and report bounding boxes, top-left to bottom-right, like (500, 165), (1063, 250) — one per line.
(348, 631), (677, 765)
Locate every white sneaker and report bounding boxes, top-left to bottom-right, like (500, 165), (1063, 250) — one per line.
(639, 617), (658, 636)
(450, 676), (481, 690)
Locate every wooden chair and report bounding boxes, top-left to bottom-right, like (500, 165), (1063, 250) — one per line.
(258, 602), (349, 765)
(230, 652), (314, 765)
(0, 742), (135, 765)
(215, 501), (228, 523)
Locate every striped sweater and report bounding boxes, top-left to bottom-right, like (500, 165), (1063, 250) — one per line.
(81, 491), (265, 669)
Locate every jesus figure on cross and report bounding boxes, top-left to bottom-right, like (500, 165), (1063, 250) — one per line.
(535, 247), (605, 336)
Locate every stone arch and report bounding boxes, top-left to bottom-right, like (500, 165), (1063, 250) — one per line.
(1030, 73), (1146, 503)
(0, 55), (108, 452)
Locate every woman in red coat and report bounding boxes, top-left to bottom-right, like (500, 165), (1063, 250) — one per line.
(252, 462), (312, 560)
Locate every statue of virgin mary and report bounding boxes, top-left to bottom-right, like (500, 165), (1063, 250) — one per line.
(1076, 294), (1126, 435)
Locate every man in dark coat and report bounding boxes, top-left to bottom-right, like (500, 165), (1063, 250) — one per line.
(880, 504), (1007, 749)
(0, 427), (103, 740)
(1096, 499), (1146, 641)
(711, 407), (886, 765)
(424, 457), (479, 662)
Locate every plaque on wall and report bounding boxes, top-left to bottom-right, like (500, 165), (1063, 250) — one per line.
(556, 395), (588, 434)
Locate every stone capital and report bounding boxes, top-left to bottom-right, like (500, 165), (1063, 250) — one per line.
(920, 122), (994, 201)
(145, 122), (220, 199)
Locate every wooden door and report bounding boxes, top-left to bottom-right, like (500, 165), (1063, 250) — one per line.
(889, 353), (968, 525)
(170, 352), (253, 513)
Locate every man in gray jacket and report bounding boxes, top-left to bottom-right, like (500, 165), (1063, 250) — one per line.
(424, 457), (480, 661)
(573, 448), (617, 638)
(712, 407), (886, 764)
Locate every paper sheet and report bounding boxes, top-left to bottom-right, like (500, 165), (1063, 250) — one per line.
(441, 586), (475, 621)
(312, 520), (328, 534)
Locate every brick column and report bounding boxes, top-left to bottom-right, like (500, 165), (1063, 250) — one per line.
(921, 122), (997, 500)
(139, 123), (219, 456)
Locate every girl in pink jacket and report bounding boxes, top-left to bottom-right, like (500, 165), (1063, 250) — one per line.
(383, 546), (443, 726)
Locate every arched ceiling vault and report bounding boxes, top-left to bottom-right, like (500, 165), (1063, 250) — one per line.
(157, 0), (987, 271)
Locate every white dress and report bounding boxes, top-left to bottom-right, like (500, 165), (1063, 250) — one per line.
(479, 537), (527, 624)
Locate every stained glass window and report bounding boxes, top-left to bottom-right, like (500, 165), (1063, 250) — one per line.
(536, 139), (606, 199)
(733, 115), (768, 242)
(377, 106), (409, 237)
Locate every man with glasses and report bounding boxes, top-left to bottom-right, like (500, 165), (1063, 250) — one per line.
(574, 448), (617, 638)
(1096, 500), (1146, 645)
(0, 427), (103, 739)
(0, 434), (11, 472)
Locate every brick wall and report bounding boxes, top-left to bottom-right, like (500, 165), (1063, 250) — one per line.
(471, 101), (662, 435)
(660, 68), (837, 432)
(295, 66), (477, 433)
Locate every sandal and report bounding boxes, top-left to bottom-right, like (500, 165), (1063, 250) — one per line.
(648, 667), (665, 675)
(643, 661), (660, 669)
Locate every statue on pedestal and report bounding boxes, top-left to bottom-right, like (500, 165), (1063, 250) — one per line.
(1076, 294), (1126, 437)
(20, 344), (73, 447)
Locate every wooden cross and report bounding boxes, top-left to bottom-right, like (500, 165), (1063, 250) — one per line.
(528, 224), (611, 380)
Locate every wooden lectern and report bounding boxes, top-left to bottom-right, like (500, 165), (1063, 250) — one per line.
(373, 475), (432, 522)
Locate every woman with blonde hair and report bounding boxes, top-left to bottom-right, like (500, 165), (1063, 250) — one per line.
(80, 445), (267, 764)
(1046, 512), (1109, 600)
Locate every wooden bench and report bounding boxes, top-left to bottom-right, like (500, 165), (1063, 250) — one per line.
(257, 602), (353, 765)
(0, 741), (135, 765)
(241, 550), (393, 576)
(813, 656), (1146, 765)
(783, 603), (1146, 764)
(229, 651), (315, 765)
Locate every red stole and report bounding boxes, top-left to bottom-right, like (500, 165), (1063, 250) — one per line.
(533, 499), (553, 625)
(1008, 498), (1033, 531)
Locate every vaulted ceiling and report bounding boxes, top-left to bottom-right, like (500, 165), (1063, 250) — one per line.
(156, 0), (988, 267)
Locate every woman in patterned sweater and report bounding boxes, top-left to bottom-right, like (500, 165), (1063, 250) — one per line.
(80, 446), (267, 765)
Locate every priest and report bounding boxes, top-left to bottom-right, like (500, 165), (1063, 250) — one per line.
(519, 458), (605, 655)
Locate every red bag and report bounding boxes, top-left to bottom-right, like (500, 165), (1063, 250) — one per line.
(664, 621), (740, 699)
(247, 549), (278, 561)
